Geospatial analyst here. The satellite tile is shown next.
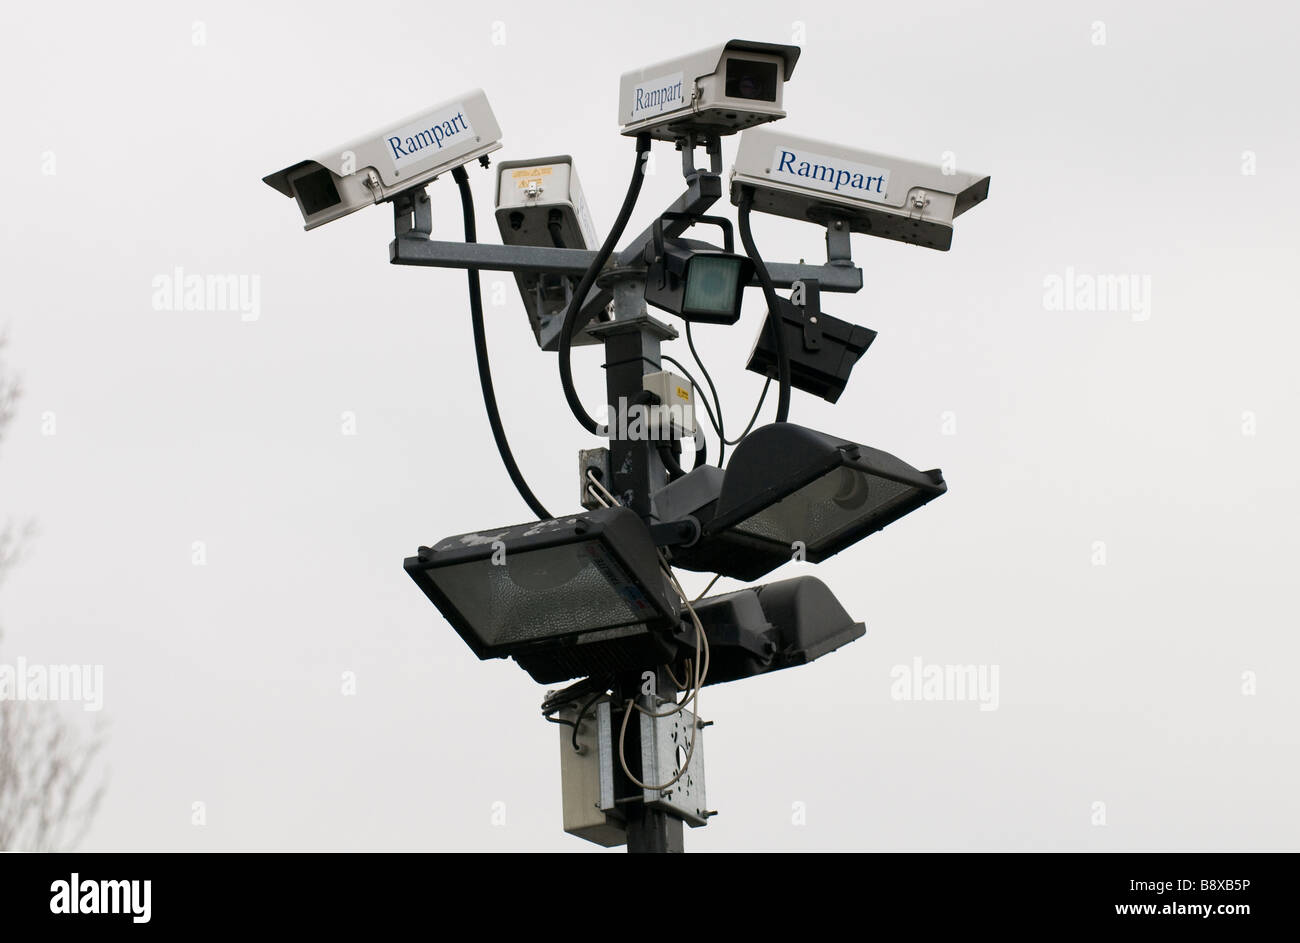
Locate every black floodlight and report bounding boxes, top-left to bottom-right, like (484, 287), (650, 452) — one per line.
(404, 506), (681, 683)
(652, 425), (945, 581)
(644, 213), (754, 324)
(704, 424), (946, 576)
(746, 279), (876, 403)
(684, 576), (865, 686)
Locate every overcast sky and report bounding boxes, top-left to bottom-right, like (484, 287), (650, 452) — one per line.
(0, 0), (1296, 850)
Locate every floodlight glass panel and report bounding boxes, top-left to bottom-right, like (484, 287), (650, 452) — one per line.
(424, 542), (658, 648)
(683, 255), (744, 318)
(728, 466), (917, 550)
(404, 506), (680, 665)
(705, 423), (946, 567)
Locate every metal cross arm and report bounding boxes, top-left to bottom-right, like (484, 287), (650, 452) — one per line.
(388, 170), (864, 333)
(389, 234), (862, 293)
(389, 236), (599, 276)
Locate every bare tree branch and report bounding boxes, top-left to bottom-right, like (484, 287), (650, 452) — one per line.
(0, 334), (108, 851)
(0, 332), (18, 449)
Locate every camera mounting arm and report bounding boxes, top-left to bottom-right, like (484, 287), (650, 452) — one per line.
(387, 156), (864, 339)
(678, 133), (724, 179)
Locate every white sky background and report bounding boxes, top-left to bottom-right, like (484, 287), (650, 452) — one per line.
(0, 1), (1297, 851)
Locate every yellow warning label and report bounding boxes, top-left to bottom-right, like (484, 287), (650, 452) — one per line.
(512, 166), (554, 188)
(675, 386), (691, 402)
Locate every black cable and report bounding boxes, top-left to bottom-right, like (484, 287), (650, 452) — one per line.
(621, 388), (686, 482)
(659, 355), (716, 430)
(662, 350), (762, 460)
(690, 425), (707, 469)
(737, 187), (791, 423)
(659, 354), (721, 465)
(546, 209), (565, 249)
(570, 692), (605, 752)
(558, 134), (652, 436)
(657, 442), (687, 480)
(673, 326), (770, 458)
(724, 377), (772, 445)
(623, 386), (696, 480)
(453, 166), (552, 520)
(541, 676), (609, 715)
(683, 323), (726, 465)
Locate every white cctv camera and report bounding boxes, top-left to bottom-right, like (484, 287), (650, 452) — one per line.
(618, 40), (799, 141)
(495, 155), (597, 254)
(494, 155), (604, 349)
(730, 128), (990, 250)
(262, 89), (503, 230)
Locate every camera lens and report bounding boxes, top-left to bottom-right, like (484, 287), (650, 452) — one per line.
(725, 59), (778, 102)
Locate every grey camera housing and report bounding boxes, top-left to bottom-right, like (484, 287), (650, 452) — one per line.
(618, 40), (800, 141)
(494, 155), (603, 349)
(263, 89), (503, 230)
(731, 128), (990, 251)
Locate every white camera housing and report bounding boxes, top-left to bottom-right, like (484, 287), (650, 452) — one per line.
(730, 128), (990, 251)
(495, 155), (597, 254)
(494, 155), (602, 349)
(618, 40), (799, 141)
(263, 89), (503, 230)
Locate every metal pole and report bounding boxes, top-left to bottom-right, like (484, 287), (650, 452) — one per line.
(589, 269), (686, 853)
(620, 665), (685, 854)
(587, 273), (676, 516)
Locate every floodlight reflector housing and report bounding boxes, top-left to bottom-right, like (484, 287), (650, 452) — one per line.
(746, 280), (876, 403)
(404, 507), (681, 682)
(660, 424), (945, 581)
(688, 576), (865, 686)
(707, 424), (946, 572)
(711, 423), (944, 552)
